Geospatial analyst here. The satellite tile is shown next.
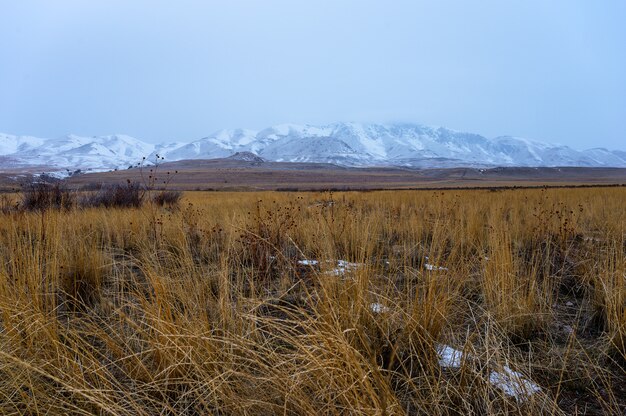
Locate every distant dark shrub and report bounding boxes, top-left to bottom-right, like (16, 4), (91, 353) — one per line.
(21, 181), (76, 211)
(80, 181), (144, 208)
(152, 190), (182, 207)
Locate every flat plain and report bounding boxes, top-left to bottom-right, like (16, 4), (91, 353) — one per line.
(72, 162), (626, 190)
(2, 160), (625, 192)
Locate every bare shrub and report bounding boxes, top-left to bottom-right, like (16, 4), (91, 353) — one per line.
(20, 181), (75, 211)
(152, 190), (182, 207)
(238, 199), (301, 281)
(80, 180), (144, 208)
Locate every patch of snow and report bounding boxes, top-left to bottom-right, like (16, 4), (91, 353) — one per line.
(425, 263), (448, 271)
(436, 344), (464, 368)
(489, 366), (541, 401)
(298, 259), (363, 276)
(370, 303), (390, 314)
(436, 344), (541, 402)
(37, 171), (72, 180)
(330, 260), (363, 275)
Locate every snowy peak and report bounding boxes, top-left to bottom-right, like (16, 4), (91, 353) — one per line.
(0, 123), (625, 171)
(0, 133), (156, 170)
(0, 133), (46, 155)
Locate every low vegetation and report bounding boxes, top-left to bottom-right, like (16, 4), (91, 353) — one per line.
(15, 178), (183, 211)
(79, 181), (144, 209)
(0, 187), (624, 414)
(20, 180), (76, 211)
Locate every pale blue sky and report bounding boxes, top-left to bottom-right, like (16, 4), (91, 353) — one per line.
(0, 0), (624, 149)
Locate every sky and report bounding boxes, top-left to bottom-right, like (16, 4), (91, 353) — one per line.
(0, 0), (624, 150)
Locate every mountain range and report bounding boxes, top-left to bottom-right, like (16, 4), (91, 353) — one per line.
(1, 122), (625, 172)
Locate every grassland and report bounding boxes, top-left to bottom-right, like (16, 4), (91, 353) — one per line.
(0, 187), (624, 414)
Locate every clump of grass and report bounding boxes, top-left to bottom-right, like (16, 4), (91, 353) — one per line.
(237, 198), (302, 282)
(482, 228), (552, 341)
(0, 193), (18, 213)
(592, 239), (626, 361)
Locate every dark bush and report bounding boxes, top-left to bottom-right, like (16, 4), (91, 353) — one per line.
(152, 190), (183, 207)
(80, 181), (144, 208)
(21, 181), (76, 211)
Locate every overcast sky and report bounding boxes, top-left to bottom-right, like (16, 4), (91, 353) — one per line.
(0, 0), (624, 149)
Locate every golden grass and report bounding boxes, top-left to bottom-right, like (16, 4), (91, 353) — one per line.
(0, 187), (624, 414)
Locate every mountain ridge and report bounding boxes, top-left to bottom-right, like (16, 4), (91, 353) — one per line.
(1, 122), (625, 172)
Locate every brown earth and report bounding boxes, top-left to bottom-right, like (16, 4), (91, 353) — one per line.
(2, 159), (626, 191)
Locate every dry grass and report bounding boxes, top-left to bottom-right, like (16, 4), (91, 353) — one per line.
(0, 188), (624, 415)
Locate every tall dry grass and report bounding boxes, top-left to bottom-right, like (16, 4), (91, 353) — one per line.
(0, 187), (624, 414)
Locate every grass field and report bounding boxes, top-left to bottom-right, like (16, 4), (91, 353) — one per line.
(0, 187), (624, 414)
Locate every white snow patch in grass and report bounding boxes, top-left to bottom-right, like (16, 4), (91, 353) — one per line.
(370, 303), (390, 314)
(298, 260), (363, 274)
(489, 366), (542, 401)
(329, 260), (363, 275)
(336, 260), (361, 269)
(436, 344), (464, 368)
(425, 263), (448, 271)
(297, 259), (319, 266)
(436, 344), (541, 402)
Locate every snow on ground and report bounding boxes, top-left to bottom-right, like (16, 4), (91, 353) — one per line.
(489, 366), (542, 401)
(297, 259), (363, 276)
(369, 303), (390, 313)
(435, 343), (541, 401)
(425, 263), (448, 271)
(295, 257), (541, 402)
(329, 260), (363, 276)
(436, 344), (464, 368)
(38, 171), (72, 180)
(297, 259), (319, 266)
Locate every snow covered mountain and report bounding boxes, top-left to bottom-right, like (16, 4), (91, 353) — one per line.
(0, 133), (154, 171)
(1, 123), (625, 171)
(152, 123), (626, 168)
